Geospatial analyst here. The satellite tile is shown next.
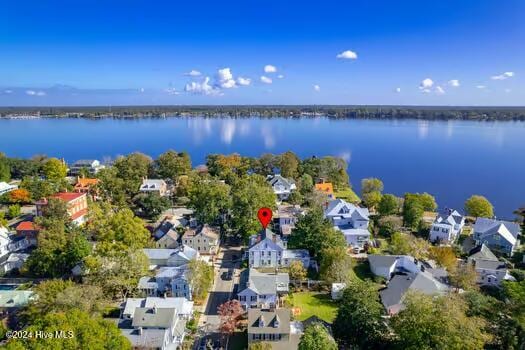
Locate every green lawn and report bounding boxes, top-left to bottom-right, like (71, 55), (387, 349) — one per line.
(286, 292), (338, 323)
(334, 187), (360, 204)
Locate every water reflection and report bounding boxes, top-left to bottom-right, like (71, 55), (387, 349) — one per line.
(418, 120), (429, 139)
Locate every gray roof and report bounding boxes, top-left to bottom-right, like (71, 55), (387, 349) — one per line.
(268, 175), (295, 188)
(143, 245), (198, 262)
(434, 209), (463, 226)
(240, 269), (289, 295)
(368, 254), (402, 270)
(324, 199), (369, 221)
(248, 308), (291, 335)
(380, 273), (448, 311)
(474, 218), (520, 240)
(282, 249), (310, 260)
(156, 266), (188, 280)
(121, 328), (167, 348)
(72, 159), (97, 166)
(474, 259), (507, 271)
(468, 244), (498, 261)
(138, 277), (158, 290)
(132, 307), (176, 328)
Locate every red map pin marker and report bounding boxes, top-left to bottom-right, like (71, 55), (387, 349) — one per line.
(257, 207), (273, 229)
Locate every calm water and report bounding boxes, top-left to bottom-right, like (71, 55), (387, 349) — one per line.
(1, 117), (524, 218)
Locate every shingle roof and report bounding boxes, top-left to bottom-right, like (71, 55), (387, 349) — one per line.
(468, 244), (498, 261)
(132, 307), (176, 328)
(380, 272), (448, 311)
(324, 199), (369, 220)
(474, 218), (520, 245)
(241, 269), (289, 295)
(121, 328), (167, 348)
(248, 309), (291, 335)
(368, 255), (401, 270)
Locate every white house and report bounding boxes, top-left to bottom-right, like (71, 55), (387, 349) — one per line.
(69, 159), (105, 176)
(248, 229), (310, 269)
(267, 175), (296, 201)
(429, 209), (465, 243)
(473, 218), (521, 256)
(181, 224), (220, 255)
(143, 245), (199, 268)
(468, 244), (515, 286)
(139, 178), (169, 197)
(0, 182), (17, 196)
(119, 301), (188, 350)
(237, 269), (289, 310)
(138, 265), (193, 300)
(368, 254), (450, 315)
(122, 297), (194, 321)
(0, 226), (31, 274)
(324, 199), (370, 249)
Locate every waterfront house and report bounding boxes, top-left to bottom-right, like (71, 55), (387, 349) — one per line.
(139, 178), (169, 197)
(69, 159), (104, 176)
(248, 229), (310, 269)
(248, 308), (292, 346)
(143, 245), (199, 268)
(36, 192), (89, 225)
(237, 269), (289, 310)
(429, 209), (465, 243)
(267, 175), (296, 201)
(324, 198), (370, 250)
(468, 244), (515, 286)
(181, 224), (220, 255)
(473, 218), (521, 256)
(0, 182), (17, 196)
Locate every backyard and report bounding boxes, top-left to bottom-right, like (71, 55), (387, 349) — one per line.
(285, 292), (338, 323)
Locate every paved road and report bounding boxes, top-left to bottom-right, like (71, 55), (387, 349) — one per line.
(196, 242), (242, 349)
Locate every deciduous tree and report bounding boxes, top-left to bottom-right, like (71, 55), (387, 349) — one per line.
(43, 157), (67, 182)
(299, 322), (337, 350)
(378, 194), (401, 216)
(217, 299), (244, 336)
(187, 259), (214, 301)
(465, 195), (494, 218)
(188, 178), (232, 225)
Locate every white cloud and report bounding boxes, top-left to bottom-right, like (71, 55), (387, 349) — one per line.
(505, 88), (512, 93)
(216, 68), (236, 89)
(165, 88), (180, 95)
(277, 74), (284, 79)
(3, 89), (12, 94)
(139, 87), (145, 93)
(336, 50), (358, 59)
(185, 69), (202, 77)
(395, 87), (401, 93)
(420, 78), (434, 89)
(476, 85), (486, 89)
(26, 90), (46, 96)
(260, 76), (273, 84)
(491, 71), (514, 80)
(184, 77), (220, 95)
(448, 79), (460, 87)
(264, 65), (277, 73)
(338, 151), (351, 163)
(237, 77), (251, 86)
(313, 84), (321, 92)
(435, 86), (445, 95)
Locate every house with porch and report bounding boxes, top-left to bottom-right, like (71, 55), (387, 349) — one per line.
(238, 269), (289, 310)
(248, 229), (310, 269)
(248, 308), (293, 347)
(429, 209), (465, 243)
(138, 265), (192, 300)
(324, 198), (370, 250)
(473, 218), (521, 256)
(181, 224), (220, 255)
(267, 175), (296, 201)
(468, 244), (515, 286)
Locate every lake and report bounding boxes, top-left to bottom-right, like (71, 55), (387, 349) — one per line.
(0, 117), (524, 218)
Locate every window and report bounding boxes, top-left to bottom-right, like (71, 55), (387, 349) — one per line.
(251, 296), (257, 301)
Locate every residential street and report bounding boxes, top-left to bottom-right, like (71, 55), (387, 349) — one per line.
(196, 241), (242, 349)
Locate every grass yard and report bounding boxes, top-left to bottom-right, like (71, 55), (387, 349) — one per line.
(286, 292), (338, 323)
(334, 187), (360, 204)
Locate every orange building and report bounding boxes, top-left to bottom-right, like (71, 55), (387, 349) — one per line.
(15, 221), (40, 246)
(73, 177), (100, 199)
(314, 182), (335, 199)
(36, 192), (89, 225)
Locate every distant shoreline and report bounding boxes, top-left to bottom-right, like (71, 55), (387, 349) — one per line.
(1, 105), (525, 121)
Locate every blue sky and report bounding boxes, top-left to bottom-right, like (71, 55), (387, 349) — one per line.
(1, 0), (524, 106)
